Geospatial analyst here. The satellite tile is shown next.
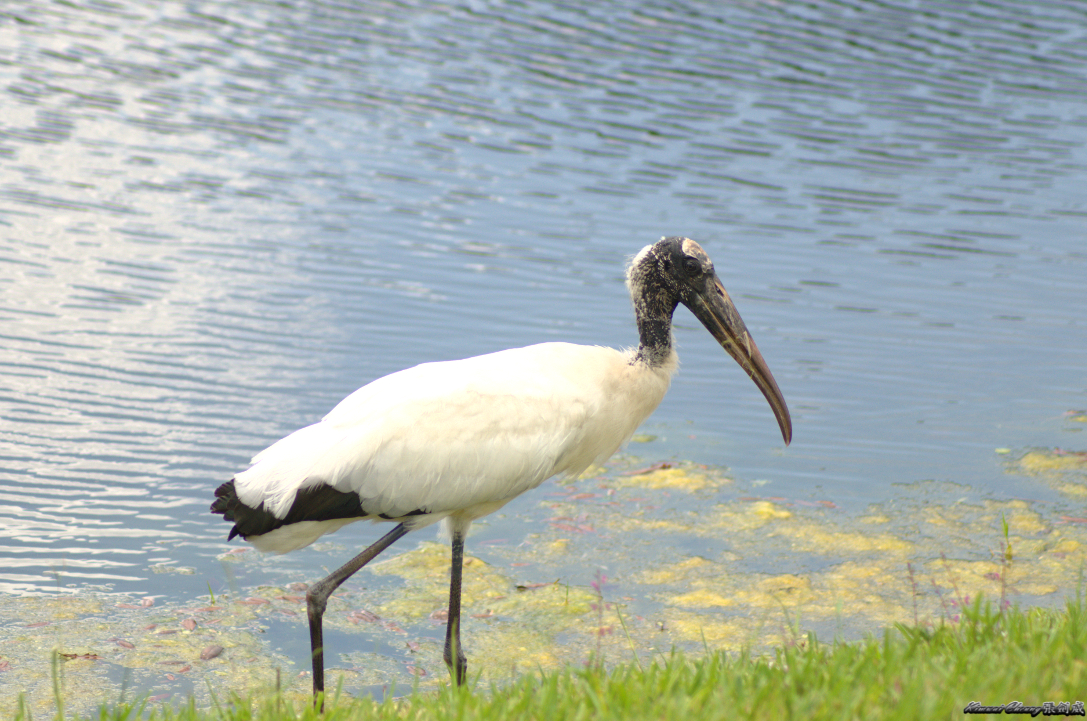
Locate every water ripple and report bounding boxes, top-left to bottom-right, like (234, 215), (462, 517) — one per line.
(0, 0), (1083, 618)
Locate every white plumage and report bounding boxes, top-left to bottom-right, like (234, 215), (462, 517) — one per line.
(211, 236), (791, 704)
(235, 342), (676, 552)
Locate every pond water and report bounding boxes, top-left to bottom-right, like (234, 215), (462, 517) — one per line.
(1, 0), (1086, 712)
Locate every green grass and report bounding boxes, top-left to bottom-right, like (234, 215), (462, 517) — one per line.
(17, 597), (1087, 721)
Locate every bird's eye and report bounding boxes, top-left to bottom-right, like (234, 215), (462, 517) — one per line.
(683, 257), (701, 275)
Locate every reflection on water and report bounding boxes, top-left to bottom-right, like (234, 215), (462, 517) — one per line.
(0, 0), (1085, 704)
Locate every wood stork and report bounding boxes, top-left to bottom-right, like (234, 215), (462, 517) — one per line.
(211, 236), (791, 703)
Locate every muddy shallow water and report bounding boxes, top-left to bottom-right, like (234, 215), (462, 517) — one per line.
(4, 450), (1087, 715)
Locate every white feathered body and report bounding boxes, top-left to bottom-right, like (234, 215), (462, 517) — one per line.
(234, 342), (677, 552)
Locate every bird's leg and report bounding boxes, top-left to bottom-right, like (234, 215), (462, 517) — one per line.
(443, 529), (468, 686)
(306, 523), (409, 708)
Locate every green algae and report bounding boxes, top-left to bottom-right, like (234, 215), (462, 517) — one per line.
(1011, 447), (1087, 498)
(0, 592), (300, 718)
(5, 451), (1087, 716)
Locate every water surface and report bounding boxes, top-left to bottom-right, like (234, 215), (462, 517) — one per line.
(1, 0), (1085, 709)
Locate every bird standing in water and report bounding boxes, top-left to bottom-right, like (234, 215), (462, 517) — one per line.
(211, 236), (792, 704)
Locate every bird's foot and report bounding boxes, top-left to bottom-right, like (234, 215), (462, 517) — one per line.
(443, 646), (467, 686)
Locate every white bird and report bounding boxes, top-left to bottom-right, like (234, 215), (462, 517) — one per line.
(211, 236), (791, 704)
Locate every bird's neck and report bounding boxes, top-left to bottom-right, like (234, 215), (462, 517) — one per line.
(627, 252), (680, 368)
(632, 316), (674, 366)
(631, 293), (679, 368)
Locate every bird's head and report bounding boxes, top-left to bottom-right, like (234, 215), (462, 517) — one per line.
(628, 236), (793, 445)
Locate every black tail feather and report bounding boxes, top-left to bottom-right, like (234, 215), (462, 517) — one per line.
(211, 480), (246, 540)
(211, 478), (383, 541)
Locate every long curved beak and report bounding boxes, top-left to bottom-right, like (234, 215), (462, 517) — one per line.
(685, 276), (793, 445)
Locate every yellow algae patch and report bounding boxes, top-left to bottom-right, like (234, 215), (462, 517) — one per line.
(814, 562), (917, 625)
(669, 589), (735, 609)
(980, 500), (1048, 535)
(1016, 450), (1087, 474)
(469, 589), (602, 676)
(860, 514), (891, 525)
(1056, 482), (1087, 497)
(1034, 534), (1087, 582)
(488, 581), (596, 622)
(675, 556), (715, 571)
(393, 583), (597, 685)
(774, 520), (913, 556)
(658, 564), (922, 653)
(705, 500), (793, 534)
(369, 542), (511, 619)
(822, 560), (890, 591)
(757, 574), (812, 594)
(656, 573), (819, 618)
(604, 515), (691, 534)
(751, 500), (792, 520)
(369, 541), (463, 579)
(918, 502), (975, 528)
(362, 542), (604, 674)
(1004, 536), (1048, 558)
(731, 574), (815, 610)
(1010, 450), (1087, 498)
(470, 633), (565, 681)
(925, 558), (1058, 598)
(663, 611), (756, 650)
(639, 556), (714, 586)
(1014, 526), (1087, 579)
(547, 538), (571, 554)
(1049, 537), (1082, 554)
(613, 466), (715, 491)
(672, 562), (916, 635)
(454, 606), (579, 683)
